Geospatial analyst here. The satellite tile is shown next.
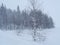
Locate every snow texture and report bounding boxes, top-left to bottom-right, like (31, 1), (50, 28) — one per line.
(0, 28), (60, 45)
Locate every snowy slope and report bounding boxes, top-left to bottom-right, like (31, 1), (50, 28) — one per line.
(0, 28), (60, 45)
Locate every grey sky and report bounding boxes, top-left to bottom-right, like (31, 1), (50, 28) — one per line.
(0, 0), (60, 27)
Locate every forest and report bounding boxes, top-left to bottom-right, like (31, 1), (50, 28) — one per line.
(0, 3), (54, 30)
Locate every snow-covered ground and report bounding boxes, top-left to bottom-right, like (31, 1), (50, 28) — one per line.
(44, 27), (60, 45)
(0, 27), (60, 45)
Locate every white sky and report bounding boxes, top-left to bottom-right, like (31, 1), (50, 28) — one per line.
(0, 0), (60, 27)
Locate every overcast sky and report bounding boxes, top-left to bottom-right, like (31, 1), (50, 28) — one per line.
(0, 0), (60, 27)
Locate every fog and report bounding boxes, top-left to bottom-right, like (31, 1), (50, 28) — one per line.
(0, 0), (60, 27)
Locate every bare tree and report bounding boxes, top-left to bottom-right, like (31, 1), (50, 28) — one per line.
(30, 0), (37, 10)
(28, 0), (38, 41)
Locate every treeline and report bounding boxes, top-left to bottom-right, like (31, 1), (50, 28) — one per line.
(0, 4), (54, 30)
